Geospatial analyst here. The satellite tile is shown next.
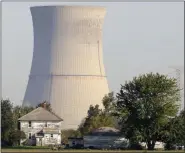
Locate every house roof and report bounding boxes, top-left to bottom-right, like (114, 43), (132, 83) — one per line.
(89, 127), (120, 136)
(68, 137), (83, 140)
(18, 107), (63, 121)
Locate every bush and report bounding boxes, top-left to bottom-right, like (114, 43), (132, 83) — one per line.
(71, 144), (84, 149)
(164, 142), (176, 150)
(128, 143), (145, 150)
(9, 130), (26, 146)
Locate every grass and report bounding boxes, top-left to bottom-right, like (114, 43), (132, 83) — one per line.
(2, 146), (185, 152)
(1, 148), (185, 153)
(2, 146), (50, 149)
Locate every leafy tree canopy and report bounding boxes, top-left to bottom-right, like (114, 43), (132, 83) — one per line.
(79, 93), (117, 135)
(115, 73), (180, 150)
(61, 129), (82, 144)
(9, 130), (26, 146)
(161, 109), (185, 149)
(12, 105), (34, 129)
(1, 99), (14, 142)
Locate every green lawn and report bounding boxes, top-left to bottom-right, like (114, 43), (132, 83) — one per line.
(1, 148), (185, 153)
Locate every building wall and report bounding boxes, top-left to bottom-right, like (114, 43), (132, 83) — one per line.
(20, 121), (61, 146)
(83, 135), (122, 149)
(23, 6), (109, 130)
(43, 134), (61, 145)
(68, 139), (83, 147)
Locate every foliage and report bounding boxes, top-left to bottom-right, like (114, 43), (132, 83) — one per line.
(12, 105), (34, 130)
(61, 129), (82, 144)
(2, 146), (50, 149)
(9, 130), (26, 146)
(36, 101), (52, 111)
(87, 104), (102, 118)
(79, 96), (116, 135)
(1, 99), (34, 146)
(115, 73), (180, 150)
(102, 92), (120, 129)
(1, 99), (14, 143)
(102, 92), (117, 114)
(162, 110), (185, 150)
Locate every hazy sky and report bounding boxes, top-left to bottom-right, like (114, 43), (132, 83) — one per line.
(2, 2), (184, 106)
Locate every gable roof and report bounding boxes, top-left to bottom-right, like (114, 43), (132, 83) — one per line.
(18, 107), (63, 121)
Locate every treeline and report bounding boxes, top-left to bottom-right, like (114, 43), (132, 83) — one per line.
(1, 73), (185, 150)
(62, 73), (185, 150)
(1, 100), (51, 146)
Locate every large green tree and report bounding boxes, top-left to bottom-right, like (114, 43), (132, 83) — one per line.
(1, 99), (14, 143)
(2, 99), (34, 146)
(115, 73), (180, 150)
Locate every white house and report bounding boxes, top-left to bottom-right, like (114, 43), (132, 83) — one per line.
(18, 107), (63, 146)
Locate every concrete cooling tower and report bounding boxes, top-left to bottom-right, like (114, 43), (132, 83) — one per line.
(23, 6), (109, 129)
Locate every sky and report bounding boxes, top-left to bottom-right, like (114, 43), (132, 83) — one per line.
(2, 2), (184, 106)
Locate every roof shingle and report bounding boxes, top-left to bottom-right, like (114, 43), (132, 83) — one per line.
(18, 107), (63, 121)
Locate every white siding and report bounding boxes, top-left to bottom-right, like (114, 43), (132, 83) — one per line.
(23, 6), (109, 129)
(84, 136), (123, 149)
(20, 121), (61, 146)
(44, 134), (61, 145)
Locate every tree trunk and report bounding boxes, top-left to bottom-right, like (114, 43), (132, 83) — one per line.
(147, 140), (155, 150)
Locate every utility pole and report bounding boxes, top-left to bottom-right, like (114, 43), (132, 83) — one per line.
(168, 66), (183, 111)
(169, 66), (184, 151)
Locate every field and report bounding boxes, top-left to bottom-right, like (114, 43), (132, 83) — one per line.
(1, 147), (185, 153)
(1, 150), (185, 153)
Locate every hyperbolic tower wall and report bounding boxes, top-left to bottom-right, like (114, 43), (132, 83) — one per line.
(23, 6), (109, 129)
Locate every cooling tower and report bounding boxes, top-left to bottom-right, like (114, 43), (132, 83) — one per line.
(23, 6), (109, 129)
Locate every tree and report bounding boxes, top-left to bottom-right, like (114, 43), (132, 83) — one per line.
(36, 101), (52, 111)
(102, 92), (117, 114)
(1, 99), (34, 146)
(102, 92), (120, 129)
(87, 104), (102, 118)
(1, 99), (14, 143)
(12, 105), (34, 130)
(162, 110), (185, 149)
(115, 73), (180, 150)
(61, 129), (82, 144)
(9, 130), (26, 146)
(79, 104), (115, 135)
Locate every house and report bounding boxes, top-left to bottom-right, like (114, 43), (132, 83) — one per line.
(83, 127), (129, 149)
(18, 107), (63, 146)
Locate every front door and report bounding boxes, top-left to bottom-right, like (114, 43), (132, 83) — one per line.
(36, 138), (43, 146)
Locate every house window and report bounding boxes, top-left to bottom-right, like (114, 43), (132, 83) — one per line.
(51, 134), (53, 138)
(28, 121), (31, 127)
(18, 121), (21, 130)
(29, 133), (31, 139)
(32, 134), (35, 139)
